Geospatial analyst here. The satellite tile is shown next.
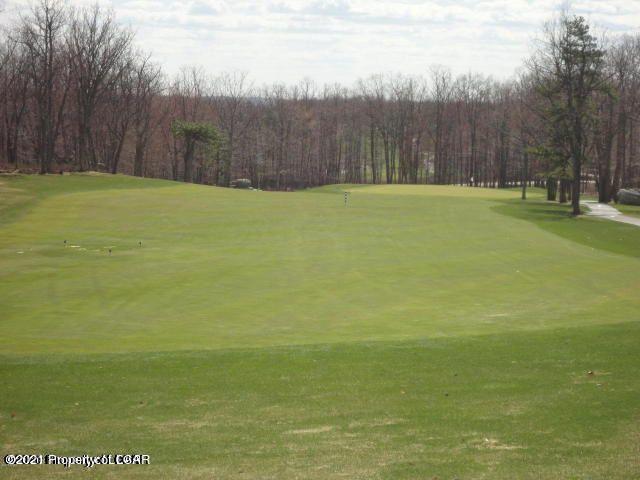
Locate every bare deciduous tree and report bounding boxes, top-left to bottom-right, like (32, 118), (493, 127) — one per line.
(18, 0), (68, 173)
(67, 4), (133, 170)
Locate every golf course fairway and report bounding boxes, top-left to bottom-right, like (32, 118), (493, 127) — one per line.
(1, 174), (639, 479)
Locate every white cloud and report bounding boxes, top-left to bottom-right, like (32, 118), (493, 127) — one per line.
(2, 0), (639, 85)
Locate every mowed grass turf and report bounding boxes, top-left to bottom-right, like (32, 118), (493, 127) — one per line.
(617, 203), (640, 218)
(1, 174), (639, 479)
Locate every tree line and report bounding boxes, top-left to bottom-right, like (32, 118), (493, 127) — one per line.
(1, 1), (639, 211)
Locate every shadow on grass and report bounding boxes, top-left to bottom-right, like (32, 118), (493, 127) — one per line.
(492, 198), (640, 259)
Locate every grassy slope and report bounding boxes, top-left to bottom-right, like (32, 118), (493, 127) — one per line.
(1, 174), (639, 479)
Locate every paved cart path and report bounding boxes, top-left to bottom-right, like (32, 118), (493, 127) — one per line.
(581, 200), (640, 227)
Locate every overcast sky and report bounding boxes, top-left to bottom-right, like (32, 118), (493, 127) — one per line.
(2, 0), (640, 85)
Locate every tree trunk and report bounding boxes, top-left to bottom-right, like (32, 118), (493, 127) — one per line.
(559, 179), (569, 204)
(571, 161), (581, 216)
(7, 132), (18, 165)
(110, 136), (126, 174)
(521, 149), (528, 200)
(183, 140), (195, 183)
(134, 140), (145, 177)
(547, 177), (557, 201)
(369, 125), (377, 184)
(612, 112), (626, 201)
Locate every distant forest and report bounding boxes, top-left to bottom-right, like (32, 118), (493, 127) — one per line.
(1, 0), (639, 205)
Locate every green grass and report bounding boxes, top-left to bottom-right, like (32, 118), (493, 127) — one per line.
(1, 174), (639, 478)
(616, 203), (640, 218)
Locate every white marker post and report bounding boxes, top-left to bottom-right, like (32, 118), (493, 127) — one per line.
(344, 191), (350, 206)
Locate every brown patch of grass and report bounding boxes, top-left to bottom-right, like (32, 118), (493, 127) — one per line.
(475, 437), (525, 451)
(285, 425), (335, 435)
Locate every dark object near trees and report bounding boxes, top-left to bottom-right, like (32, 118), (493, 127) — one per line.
(230, 178), (251, 189)
(618, 189), (640, 205)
